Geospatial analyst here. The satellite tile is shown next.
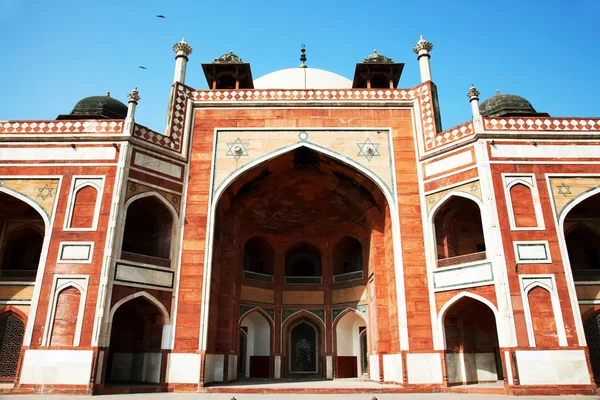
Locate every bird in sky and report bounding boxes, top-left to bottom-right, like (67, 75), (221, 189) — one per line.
(139, 66), (147, 70)
(157, 15), (166, 18)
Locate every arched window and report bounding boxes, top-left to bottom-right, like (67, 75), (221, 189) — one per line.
(121, 196), (174, 266)
(243, 237), (274, 276)
(69, 185), (99, 229)
(0, 311), (25, 378)
(0, 226), (43, 278)
(434, 196), (486, 267)
(333, 236), (363, 276)
(285, 241), (321, 282)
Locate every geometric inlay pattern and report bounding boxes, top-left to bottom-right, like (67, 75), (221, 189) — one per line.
(225, 138), (249, 161)
(0, 312), (25, 378)
(357, 138), (381, 162)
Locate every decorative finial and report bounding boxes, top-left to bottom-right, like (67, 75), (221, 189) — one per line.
(299, 44), (307, 68)
(413, 35), (433, 54)
(496, 89), (500, 95)
(128, 87), (141, 103)
(467, 84), (480, 100)
(373, 49), (377, 54)
(173, 39), (193, 56)
(106, 91), (110, 97)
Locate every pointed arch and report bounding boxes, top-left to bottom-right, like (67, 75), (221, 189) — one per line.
(557, 185), (600, 345)
(437, 291), (500, 349)
(506, 178), (533, 191)
(332, 307), (368, 327)
(124, 191), (179, 222)
(239, 307), (275, 327)
(108, 291), (170, 326)
(199, 140), (409, 351)
(429, 190), (483, 222)
(0, 187), (49, 229)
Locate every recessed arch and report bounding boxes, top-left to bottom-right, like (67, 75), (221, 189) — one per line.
(0, 187), (50, 228)
(437, 291), (500, 349)
(108, 291), (170, 327)
(121, 191), (178, 264)
(199, 139), (409, 354)
(506, 178), (533, 190)
(239, 309), (273, 378)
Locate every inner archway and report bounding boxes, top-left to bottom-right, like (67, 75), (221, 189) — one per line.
(105, 295), (166, 386)
(443, 296), (503, 385)
(335, 310), (366, 378)
(240, 310), (272, 378)
(564, 193), (600, 280)
(205, 146), (397, 383)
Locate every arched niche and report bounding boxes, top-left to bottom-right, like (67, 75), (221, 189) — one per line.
(121, 194), (175, 267)
(334, 309), (367, 378)
(333, 236), (363, 277)
(243, 236), (274, 276)
(239, 310), (272, 378)
(432, 195), (486, 267)
(441, 295), (503, 385)
(285, 241), (322, 277)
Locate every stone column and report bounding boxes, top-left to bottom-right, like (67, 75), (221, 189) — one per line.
(467, 85), (484, 132)
(124, 87), (140, 135)
(413, 35), (433, 82)
(173, 38), (193, 84)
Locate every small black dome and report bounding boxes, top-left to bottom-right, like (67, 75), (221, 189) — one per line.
(480, 94), (537, 118)
(58, 95), (128, 120)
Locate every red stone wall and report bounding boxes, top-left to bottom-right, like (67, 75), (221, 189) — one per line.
(49, 286), (80, 346)
(509, 184), (537, 228)
(527, 286), (559, 347)
(69, 185), (98, 229)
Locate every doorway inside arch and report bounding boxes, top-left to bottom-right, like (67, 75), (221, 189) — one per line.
(335, 311), (366, 378)
(105, 296), (166, 387)
(443, 297), (503, 385)
(240, 311), (271, 378)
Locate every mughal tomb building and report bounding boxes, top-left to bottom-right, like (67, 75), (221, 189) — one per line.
(1, 37), (600, 395)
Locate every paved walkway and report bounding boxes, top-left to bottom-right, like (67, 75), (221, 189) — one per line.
(1, 394), (599, 400)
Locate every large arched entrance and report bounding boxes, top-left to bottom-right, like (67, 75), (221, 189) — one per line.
(204, 146), (397, 382)
(563, 192), (600, 382)
(442, 296), (503, 386)
(0, 190), (47, 380)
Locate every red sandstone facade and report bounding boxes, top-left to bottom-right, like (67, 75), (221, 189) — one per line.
(0, 38), (599, 395)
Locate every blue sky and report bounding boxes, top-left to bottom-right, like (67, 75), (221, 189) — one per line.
(1, 0), (599, 132)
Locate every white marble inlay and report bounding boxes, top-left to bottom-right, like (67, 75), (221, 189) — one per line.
(382, 354), (403, 383)
(0, 147), (116, 161)
(406, 353), (443, 384)
(491, 144), (600, 159)
(58, 242), (93, 263)
(20, 349), (93, 385)
(424, 150), (473, 177)
(369, 354), (380, 382)
(115, 263), (174, 288)
(167, 353), (201, 383)
(134, 152), (183, 178)
(516, 350), (590, 385)
(433, 262), (493, 291)
(514, 241), (551, 263)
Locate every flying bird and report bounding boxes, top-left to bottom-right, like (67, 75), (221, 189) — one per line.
(157, 15), (165, 18)
(139, 66), (147, 70)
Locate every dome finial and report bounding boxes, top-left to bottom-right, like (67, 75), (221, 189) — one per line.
(496, 89), (500, 95)
(106, 91), (110, 97)
(299, 44), (307, 68)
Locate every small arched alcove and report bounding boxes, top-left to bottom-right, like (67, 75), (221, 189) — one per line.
(121, 195), (174, 267)
(239, 310), (272, 378)
(243, 236), (274, 282)
(433, 195), (486, 268)
(285, 241), (322, 284)
(333, 236), (363, 282)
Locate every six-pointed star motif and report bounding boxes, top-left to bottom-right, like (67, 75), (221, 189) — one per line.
(225, 138), (249, 161)
(357, 138), (381, 162)
(557, 182), (571, 197)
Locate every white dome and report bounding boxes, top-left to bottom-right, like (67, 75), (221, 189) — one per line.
(253, 67), (352, 89)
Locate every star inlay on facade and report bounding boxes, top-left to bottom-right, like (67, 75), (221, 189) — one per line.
(225, 138), (249, 161)
(357, 138), (381, 162)
(557, 182), (572, 197)
(37, 184), (53, 200)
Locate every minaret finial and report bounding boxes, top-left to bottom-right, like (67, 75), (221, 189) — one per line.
(106, 91), (110, 97)
(496, 89), (500, 95)
(299, 44), (307, 68)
